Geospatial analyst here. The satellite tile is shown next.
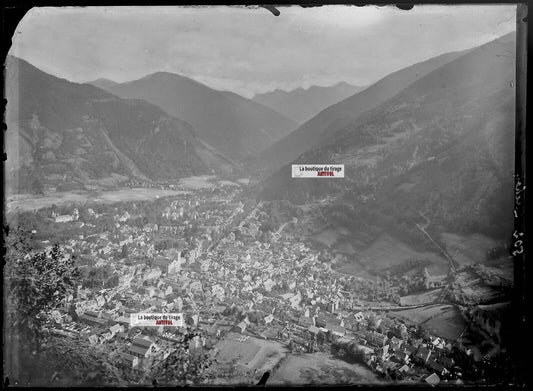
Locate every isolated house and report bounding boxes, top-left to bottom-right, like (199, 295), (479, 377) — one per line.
(234, 321), (247, 334)
(55, 215), (74, 223)
(264, 314), (274, 325)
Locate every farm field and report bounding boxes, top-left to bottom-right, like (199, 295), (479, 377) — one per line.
(423, 306), (468, 340)
(6, 188), (190, 212)
(392, 304), (468, 340)
(269, 352), (381, 385)
(332, 234), (449, 278)
(356, 235), (449, 276)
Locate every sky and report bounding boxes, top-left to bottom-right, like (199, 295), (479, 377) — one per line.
(9, 5), (516, 98)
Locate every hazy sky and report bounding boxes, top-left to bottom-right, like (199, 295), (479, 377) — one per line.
(9, 5), (516, 98)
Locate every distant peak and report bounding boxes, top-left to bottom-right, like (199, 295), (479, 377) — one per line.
(94, 77), (116, 83)
(334, 81), (352, 87)
(257, 82), (361, 96)
(145, 71), (198, 81)
(140, 71), (208, 87)
(144, 71), (177, 79)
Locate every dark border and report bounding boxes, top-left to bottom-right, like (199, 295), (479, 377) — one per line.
(1, 1), (529, 390)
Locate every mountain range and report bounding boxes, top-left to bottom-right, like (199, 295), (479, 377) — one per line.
(258, 32), (516, 244)
(4, 56), (236, 194)
(6, 30), (516, 246)
(254, 49), (474, 174)
(252, 82), (366, 125)
(102, 72), (298, 161)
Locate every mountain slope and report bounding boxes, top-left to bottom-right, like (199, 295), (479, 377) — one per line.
(219, 89), (298, 141)
(256, 49), (470, 173)
(253, 82), (366, 124)
(106, 72), (298, 161)
(87, 77), (118, 90)
(4, 57), (236, 194)
(259, 32), (516, 243)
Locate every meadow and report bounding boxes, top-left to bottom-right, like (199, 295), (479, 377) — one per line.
(6, 188), (190, 213)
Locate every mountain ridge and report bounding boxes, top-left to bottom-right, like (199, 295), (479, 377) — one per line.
(4, 56), (236, 194)
(258, 32), (516, 243)
(105, 71), (298, 161)
(255, 48), (473, 174)
(253, 82), (366, 125)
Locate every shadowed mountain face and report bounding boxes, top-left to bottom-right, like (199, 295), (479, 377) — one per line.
(259, 32), (516, 241)
(4, 57), (236, 194)
(255, 49), (471, 174)
(253, 82), (366, 125)
(105, 72), (298, 161)
(87, 77), (118, 90)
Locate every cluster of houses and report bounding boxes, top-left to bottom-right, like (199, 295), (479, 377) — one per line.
(41, 186), (473, 384)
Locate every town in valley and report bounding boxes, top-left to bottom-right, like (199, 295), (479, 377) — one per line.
(3, 4), (523, 387)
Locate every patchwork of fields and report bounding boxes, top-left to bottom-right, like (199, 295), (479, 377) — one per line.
(392, 304), (468, 340)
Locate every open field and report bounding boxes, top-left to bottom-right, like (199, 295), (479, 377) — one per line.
(356, 235), (449, 275)
(310, 227), (351, 248)
(392, 304), (467, 340)
(210, 332), (287, 385)
(336, 242), (357, 255)
(333, 259), (375, 280)
(392, 304), (450, 324)
(332, 234), (449, 278)
(269, 352), (381, 385)
(216, 337), (261, 365)
(6, 188), (190, 212)
(423, 306), (468, 340)
(399, 288), (444, 306)
(178, 175), (216, 189)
